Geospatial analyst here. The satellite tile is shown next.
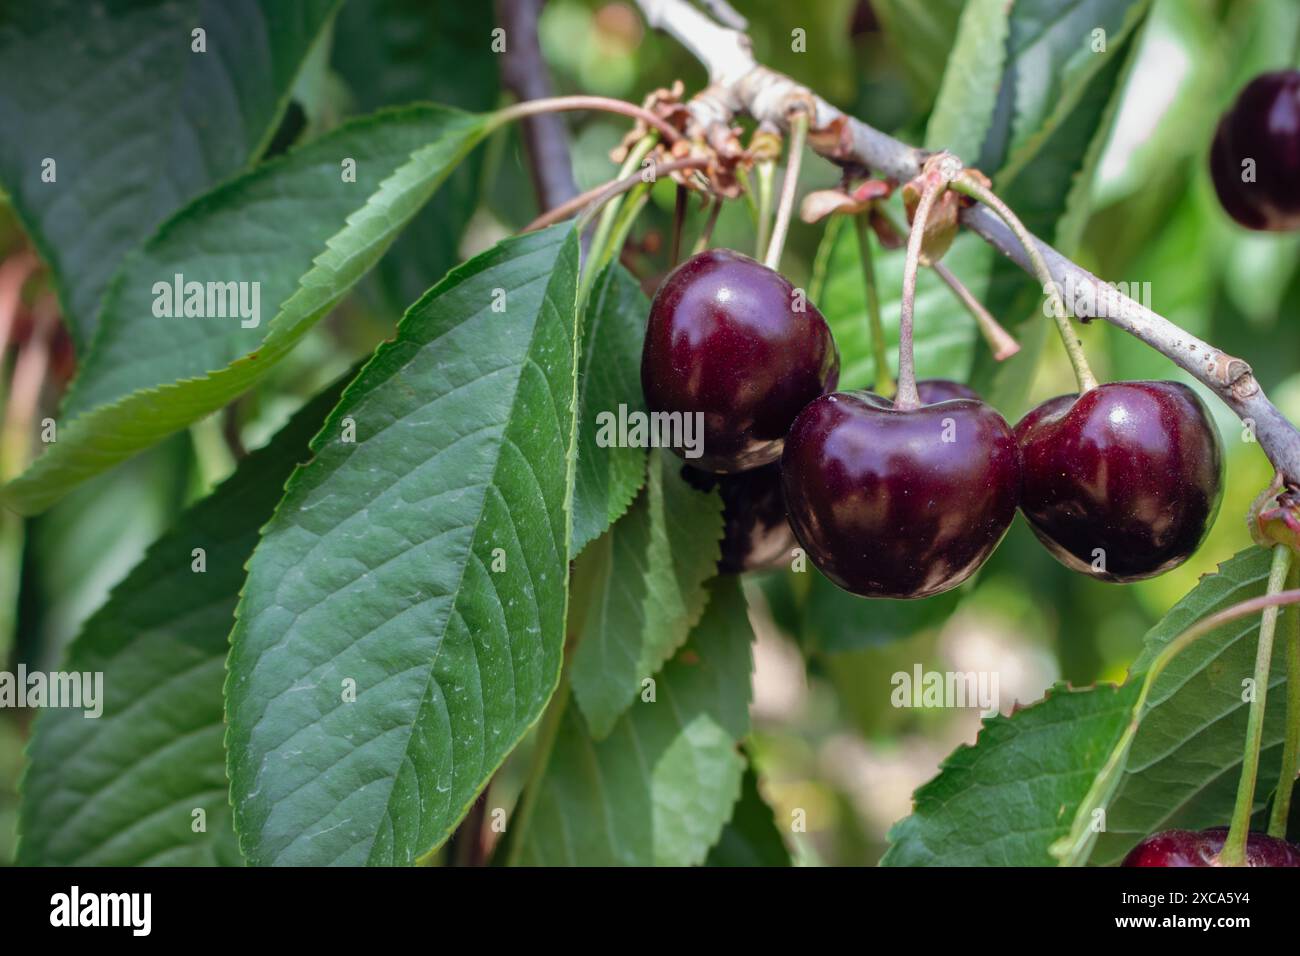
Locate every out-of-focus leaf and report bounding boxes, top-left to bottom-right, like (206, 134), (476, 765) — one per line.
(332, 0), (499, 313)
(924, 0), (1011, 159)
(707, 761), (792, 867)
(871, 0), (966, 114)
(17, 377), (345, 866)
(0, 0), (340, 348)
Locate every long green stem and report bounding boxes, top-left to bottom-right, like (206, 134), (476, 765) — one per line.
(1268, 561), (1300, 837)
(577, 133), (658, 309)
(1222, 544), (1292, 865)
(853, 213), (893, 397)
(755, 160), (775, 261)
(951, 173), (1098, 392)
(763, 110), (809, 271)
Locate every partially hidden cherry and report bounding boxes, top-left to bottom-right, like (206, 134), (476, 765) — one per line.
(683, 462), (795, 574)
(1122, 828), (1300, 867)
(641, 249), (839, 473)
(1015, 381), (1223, 583)
(781, 390), (1021, 599)
(1210, 70), (1300, 231)
(915, 379), (981, 405)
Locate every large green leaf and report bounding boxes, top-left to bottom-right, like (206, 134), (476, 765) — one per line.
(2, 105), (491, 515)
(923, 0), (1011, 158)
(883, 682), (1140, 866)
(572, 264), (652, 556)
(332, 0), (499, 314)
(1088, 547), (1291, 865)
(517, 577), (753, 866)
(570, 450), (723, 738)
(17, 377), (346, 866)
(0, 0), (340, 349)
(226, 225), (581, 866)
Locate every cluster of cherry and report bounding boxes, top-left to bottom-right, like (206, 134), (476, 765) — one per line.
(642, 247), (1223, 599)
(638, 69), (1300, 866)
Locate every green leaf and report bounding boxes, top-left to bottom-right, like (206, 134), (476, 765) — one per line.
(226, 225), (581, 866)
(923, 0), (1011, 159)
(332, 0), (499, 313)
(883, 682), (1140, 866)
(572, 264), (652, 556)
(707, 760), (792, 867)
(2, 104), (491, 515)
(0, 0), (340, 349)
(517, 577), (754, 866)
(871, 0), (966, 115)
(570, 450), (723, 738)
(971, 7), (1150, 411)
(1088, 547), (1291, 866)
(986, 0), (1151, 180)
(16, 377), (346, 866)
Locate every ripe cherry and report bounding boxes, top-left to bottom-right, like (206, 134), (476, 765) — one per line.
(1210, 70), (1300, 231)
(1122, 828), (1300, 867)
(683, 462), (795, 574)
(1015, 381), (1223, 583)
(641, 249), (840, 473)
(781, 390), (1020, 599)
(915, 379), (980, 405)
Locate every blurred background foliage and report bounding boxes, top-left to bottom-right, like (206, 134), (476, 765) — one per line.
(1, 0), (1298, 865)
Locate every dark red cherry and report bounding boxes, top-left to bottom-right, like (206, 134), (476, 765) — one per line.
(1210, 70), (1300, 231)
(915, 379), (980, 405)
(1122, 828), (1300, 867)
(781, 391), (1021, 599)
(1015, 381), (1223, 583)
(683, 462), (796, 574)
(641, 249), (839, 473)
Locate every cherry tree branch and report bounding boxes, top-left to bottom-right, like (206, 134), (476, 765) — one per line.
(633, 0), (1300, 486)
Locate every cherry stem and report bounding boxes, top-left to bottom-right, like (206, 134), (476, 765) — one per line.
(1221, 544), (1292, 865)
(951, 173), (1099, 392)
(1269, 560), (1300, 838)
(579, 132), (659, 308)
(670, 184), (688, 268)
(763, 109), (808, 271)
(522, 156), (708, 233)
(874, 206), (1020, 362)
(852, 213), (894, 398)
(895, 175), (947, 411)
(691, 197), (723, 256)
(493, 95), (684, 145)
(932, 263), (1021, 360)
(754, 160), (775, 260)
